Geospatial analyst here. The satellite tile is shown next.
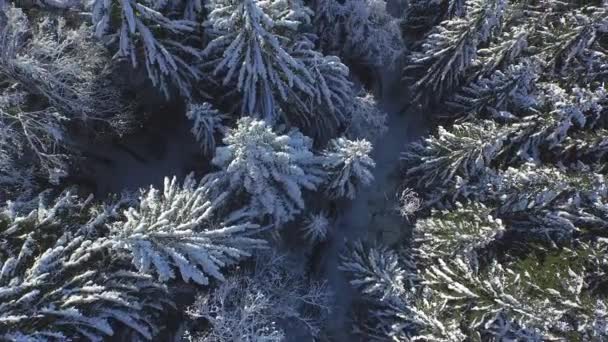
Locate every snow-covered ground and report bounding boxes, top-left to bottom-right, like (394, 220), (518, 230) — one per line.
(321, 62), (429, 340)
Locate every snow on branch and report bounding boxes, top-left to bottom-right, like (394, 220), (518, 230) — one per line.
(404, 0), (507, 104)
(186, 102), (228, 155)
(185, 253), (331, 341)
(90, 0), (203, 98)
(0, 192), (170, 341)
(110, 173), (267, 285)
(313, 0), (403, 67)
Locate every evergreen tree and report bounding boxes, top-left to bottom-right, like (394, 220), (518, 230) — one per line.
(404, 0), (508, 104)
(110, 174), (267, 285)
(345, 1), (608, 340)
(302, 212), (331, 244)
(204, 117), (326, 225)
(312, 0), (403, 67)
(0, 192), (170, 341)
(203, 0), (355, 135)
(345, 94), (388, 142)
(89, 0), (203, 98)
(202, 0), (316, 121)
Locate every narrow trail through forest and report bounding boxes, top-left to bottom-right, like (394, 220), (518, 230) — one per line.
(322, 65), (429, 340)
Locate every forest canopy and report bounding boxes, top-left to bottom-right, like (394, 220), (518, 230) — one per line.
(0, 0), (607, 341)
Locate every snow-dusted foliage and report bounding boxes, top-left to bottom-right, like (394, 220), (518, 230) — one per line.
(205, 117), (326, 225)
(110, 174), (266, 285)
(184, 253), (331, 341)
(0, 88), (70, 189)
(1, 6), (129, 120)
(404, 0), (507, 103)
(0, 6), (131, 196)
(345, 94), (388, 141)
(343, 241), (608, 340)
(6, 0), (608, 340)
(339, 241), (412, 302)
(0, 192), (170, 341)
(203, 0), (355, 134)
(413, 201), (504, 261)
(292, 42), (354, 135)
(445, 60), (539, 120)
(89, 0), (202, 98)
(403, 120), (508, 191)
(302, 212), (331, 243)
(203, 0), (315, 121)
(0, 169), (276, 339)
(322, 137), (375, 199)
(397, 188), (421, 218)
(186, 102), (227, 155)
(312, 0), (403, 66)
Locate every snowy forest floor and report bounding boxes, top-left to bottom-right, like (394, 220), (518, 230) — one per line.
(321, 66), (430, 341)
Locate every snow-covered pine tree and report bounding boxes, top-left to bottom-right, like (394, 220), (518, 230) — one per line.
(312, 0), (403, 67)
(0, 192), (170, 341)
(289, 35), (354, 136)
(184, 253), (331, 341)
(342, 241), (608, 340)
(89, 0), (203, 98)
(402, 120), (510, 192)
(490, 164), (608, 241)
(0, 170), (273, 339)
(202, 0), (316, 122)
(541, 4), (608, 77)
(404, 0), (507, 104)
(339, 241), (417, 341)
(322, 137), (375, 200)
(339, 241), (412, 303)
(347, 2), (608, 340)
(204, 117), (326, 225)
(413, 201), (504, 262)
(445, 60), (539, 121)
(402, 0), (467, 34)
(110, 174), (267, 285)
(203, 0), (356, 136)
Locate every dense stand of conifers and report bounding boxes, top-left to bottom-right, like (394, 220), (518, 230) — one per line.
(0, 0), (607, 341)
(341, 0), (608, 340)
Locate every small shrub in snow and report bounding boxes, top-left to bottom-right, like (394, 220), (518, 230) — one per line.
(186, 102), (227, 155)
(322, 137), (375, 199)
(302, 212), (331, 243)
(396, 188), (421, 218)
